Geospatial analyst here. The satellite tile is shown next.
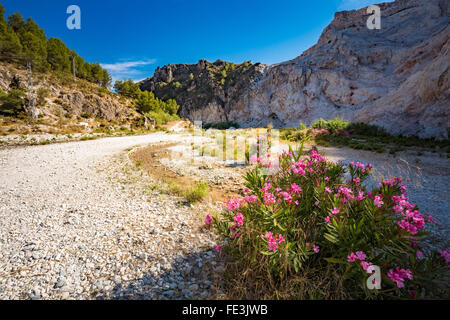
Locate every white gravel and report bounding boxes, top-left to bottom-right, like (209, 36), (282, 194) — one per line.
(0, 133), (224, 300)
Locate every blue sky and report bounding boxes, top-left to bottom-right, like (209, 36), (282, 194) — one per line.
(1, 0), (390, 82)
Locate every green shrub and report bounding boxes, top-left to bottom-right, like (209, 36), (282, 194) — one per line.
(311, 117), (350, 132)
(185, 182), (208, 204)
(0, 89), (26, 116)
(36, 87), (51, 106)
(212, 145), (449, 299)
(203, 121), (240, 130)
(299, 122), (307, 130)
(147, 110), (180, 125)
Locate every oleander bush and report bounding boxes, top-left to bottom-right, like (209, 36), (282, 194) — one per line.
(208, 143), (449, 299)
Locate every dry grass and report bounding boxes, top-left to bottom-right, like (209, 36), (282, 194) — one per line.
(219, 256), (349, 300)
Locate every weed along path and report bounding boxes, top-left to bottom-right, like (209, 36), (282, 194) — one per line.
(0, 132), (225, 300)
(0, 130), (448, 300)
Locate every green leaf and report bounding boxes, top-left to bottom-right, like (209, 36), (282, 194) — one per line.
(323, 257), (348, 264)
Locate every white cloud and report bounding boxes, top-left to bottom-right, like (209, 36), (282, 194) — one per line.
(338, 0), (394, 11)
(101, 59), (156, 83)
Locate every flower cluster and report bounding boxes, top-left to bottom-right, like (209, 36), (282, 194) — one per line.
(373, 195), (384, 207)
(347, 251), (372, 270)
(392, 193), (426, 235)
(225, 198), (243, 211)
(387, 267), (413, 288)
(337, 186), (354, 203)
(214, 147), (446, 299)
(231, 212), (244, 229)
(349, 161), (372, 173)
(261, 232), (285, 252)
(325, 207), (340, 223)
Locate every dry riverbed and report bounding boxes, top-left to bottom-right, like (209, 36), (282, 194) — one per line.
(0, 131), (448, 300)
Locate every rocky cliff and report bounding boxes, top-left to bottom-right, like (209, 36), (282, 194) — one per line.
(140, 59), (267, 123)
(140, 0), (449, 139)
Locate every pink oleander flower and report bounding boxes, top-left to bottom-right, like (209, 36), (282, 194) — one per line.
(331, 207), (340, 215)
(314, 201), (319, 206)
(277, 234), (285, 243)
(338, 186), (353, 200)
(233, 212), (244, 227)
(313, 245), (320, 253)
(204, 215), (213, 226)
(262, 232), (285, 252)
(278, 191), (292, 202)
(360, 261), (372, 271)
(428, 215), (437, 223)
(243, 188), (249, 193)
(355, 251), (367, 261)
(226, 198), (242, 211)
(356, 191), (364, 201)
(290, 183), (302, 193)
(347, 252), (357, 262)
(324, 216), (330, 223)
(216, 244), (222, 251)
(249, 153), (258, 163)
(374, 195), (384, 207)
(353, 177), (360, 184)
(393, 205), (404, 214)
(387, 267), (413, 288)
(263, 192), (276, 205)
(325, 187), (332, 194)
(325, 176), (331, 181)
(416, 250), (423, 259)
(439, 249), (450, 263)
(262, 232), (273, 239)
(243, 195), (258, 203)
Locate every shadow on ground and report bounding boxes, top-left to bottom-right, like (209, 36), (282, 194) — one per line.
(94, 248), (225, 300)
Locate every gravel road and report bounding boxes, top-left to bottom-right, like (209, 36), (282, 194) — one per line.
(0, 133), (223, 300)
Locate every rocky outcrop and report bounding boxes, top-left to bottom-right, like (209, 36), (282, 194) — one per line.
(141, 0), (449, 139)
(0, 62), (144, 126)
(140, 59), (267, 123)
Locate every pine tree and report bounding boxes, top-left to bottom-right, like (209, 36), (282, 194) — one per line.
(0, 2), (111, 86)
(47, 37), (70, 71)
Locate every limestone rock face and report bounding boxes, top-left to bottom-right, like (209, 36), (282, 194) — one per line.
(141, 0), (449, 138)
(232, 0), (450, 138)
